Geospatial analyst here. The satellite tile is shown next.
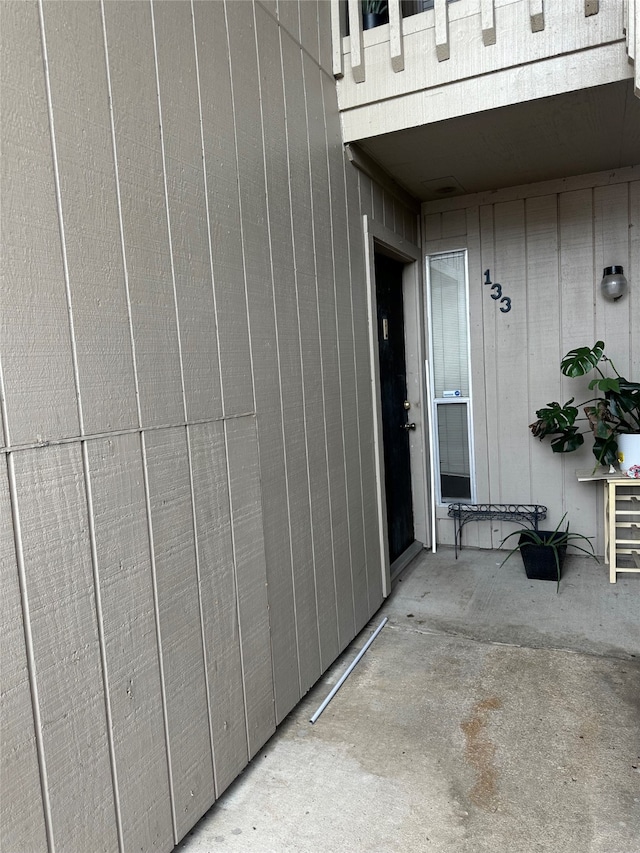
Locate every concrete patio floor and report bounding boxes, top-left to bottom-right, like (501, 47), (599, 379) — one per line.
(177, 547), (640, 853)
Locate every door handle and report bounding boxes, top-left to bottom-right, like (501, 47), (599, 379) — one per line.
(401, 422), (416, 431)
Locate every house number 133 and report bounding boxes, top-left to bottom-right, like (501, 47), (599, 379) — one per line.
(483, 269), (512, 313)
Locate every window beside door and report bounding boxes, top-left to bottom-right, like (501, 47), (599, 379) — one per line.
(426, 249), (475, 504)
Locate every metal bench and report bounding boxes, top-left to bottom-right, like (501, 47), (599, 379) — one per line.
(447, 503), (548, 558)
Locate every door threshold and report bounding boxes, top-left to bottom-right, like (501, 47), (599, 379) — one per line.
(390, 540), (424, 584)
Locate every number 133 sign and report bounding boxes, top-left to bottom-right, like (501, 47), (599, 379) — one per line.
(483, 269), (512, 313)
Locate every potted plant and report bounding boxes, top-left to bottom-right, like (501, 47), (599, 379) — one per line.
(529, 341), (640, 474)
(362, 0), (388, 30)
(500, 514), (598, 591)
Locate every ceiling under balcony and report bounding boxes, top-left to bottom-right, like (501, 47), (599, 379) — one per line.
(355, 79), (640, 202)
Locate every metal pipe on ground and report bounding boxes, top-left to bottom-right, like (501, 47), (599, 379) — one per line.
(310, 617), (388, 724)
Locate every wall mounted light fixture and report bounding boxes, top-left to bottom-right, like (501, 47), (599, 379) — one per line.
(600, 265), (628, 302)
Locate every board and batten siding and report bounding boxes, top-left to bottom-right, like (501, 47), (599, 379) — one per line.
(423, 166), (640, 555)
(0, 1), (416, 851)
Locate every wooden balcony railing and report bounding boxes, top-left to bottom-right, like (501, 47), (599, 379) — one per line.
(628, 0), (639, 96)
(331, 0), (639, 97)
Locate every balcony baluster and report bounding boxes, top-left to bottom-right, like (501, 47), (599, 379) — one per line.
(347, 0), (365, 82)
(434, 0), (450, 61)
(481, 0), (496, 46)
(529, 0), (544, 32)
(625, 0), (639, 97)
(331, 0), (640, 103)
(331, 0), (344, 78)
(389, 0), (404, 72)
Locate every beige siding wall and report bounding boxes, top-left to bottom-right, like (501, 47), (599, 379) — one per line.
(0, 1), (415, 851)
(423, 167), (640, 554)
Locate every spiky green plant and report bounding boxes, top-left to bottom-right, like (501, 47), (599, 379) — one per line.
(499, 513), (598, 592)
(362, 1), (388, 14)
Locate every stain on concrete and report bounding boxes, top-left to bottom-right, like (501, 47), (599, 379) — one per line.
(461, 697), (502, 811)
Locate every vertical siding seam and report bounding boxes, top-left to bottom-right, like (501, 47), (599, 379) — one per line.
(37, 0), (84, 434)
(190, 0), (227, 796)
(274, 2), (300, 52)
(99, 1), (176, 840)
(490, 204), (501, 504)
(99, 0), (142, 432)
(149, 0), (189, 426)
(221, 419), (252, 754)
(138, 431), (178, 843)
(6, 454), (55, 853)
(556, 191), (568, 509)
(223, 0), (260, 749)
(253, 414), (287, 709)
(291, 46), (324, 671)
(191, 0), (226, 421)
(274, 0), (326, 70)
(320, 72), (356, 648)
(80, 442), (125, 852)
(39, 4), (123, 847)
(181, 422), (218, 796)
(470, 206), (490, 509)
(315, 0), (322, 71)
(280, 23), (322, 688)
(478, 205), (491, 507)
(524, 199), (533, 504)
(223, 0), (257, 416)
(149, 0), (217, 800)
(0, 224), (10, 447)
(556, 191), (563, 369)
(253, 3), (303, 699)
(302, 51), (340, 671)
(0, 345), (11, 450)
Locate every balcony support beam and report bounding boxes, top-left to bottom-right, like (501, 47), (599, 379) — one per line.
(331, 0), (344, 78)
(631, 0), (640, 96)
(626, 0), (636, 62)
(389, 0), (405, 72)
(529, 0), (545, 33)
(481, 0), (497, 46)
(434, 0), (450, 61)
(347, 0), (365, 83)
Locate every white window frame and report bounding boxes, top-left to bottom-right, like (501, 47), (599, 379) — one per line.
(425, 248), (477, 506)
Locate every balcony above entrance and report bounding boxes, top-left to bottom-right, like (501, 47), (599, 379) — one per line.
(331, 0), (640, 201)
(332, 0), (639, 141)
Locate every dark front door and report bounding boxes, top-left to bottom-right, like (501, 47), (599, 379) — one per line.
(375, 253), (415, 564)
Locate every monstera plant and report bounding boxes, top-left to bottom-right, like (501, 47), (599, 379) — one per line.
(529, 341), (640, 468)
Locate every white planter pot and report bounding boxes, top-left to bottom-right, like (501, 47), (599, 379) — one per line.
(617, 433), (640, 477)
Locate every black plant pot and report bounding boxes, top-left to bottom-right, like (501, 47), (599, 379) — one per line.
(363, 11), (388, 30)
(518, 530), (567, 581)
